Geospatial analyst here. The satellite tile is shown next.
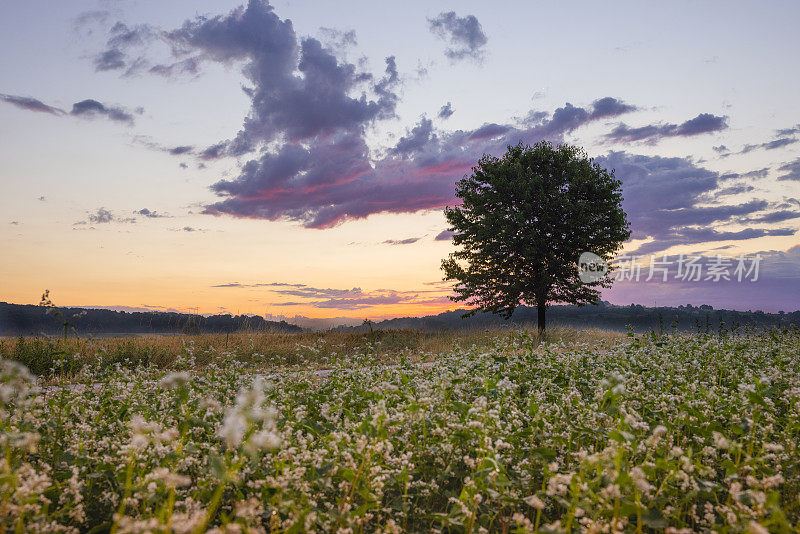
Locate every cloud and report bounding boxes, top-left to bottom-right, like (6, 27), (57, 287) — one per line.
(73, 208), (139, 226)
(136, 208), (169, 218)
(2, 93), (140, 126)
(212, 282), (306, 288)
(746, 210), (800, 223)
(776, 124), (800, 137)
(777, 157), (800, 181)
(70, 99), (135, 124)
(427, 11), (488, 62)
(713, 145), (729, 154)
(598, 151), (795, 255)
(719, 168), (770, 181)
(435, 230), (455, 241)
(169, 145), (193, 155)
(716, 184), (755, 196)
(204, 96), (637, 227)
(89, 208), (114, 224)
(318, 27), (357, 52)
(739, 137), (798, 154)
(0, 94), (65, 115)
(382, 237), (421, 245)
(94, 49), (127, 71)
(604, 113), (728, 144)
(157, 1), (398, 155)
(212, 280), (454, 311)
(132, 136), (197, 156)
(438, 102), (454, 119)
(605, 245), (800, 313)
(93, 21), (159, 73)
(588, 97), (638, 120)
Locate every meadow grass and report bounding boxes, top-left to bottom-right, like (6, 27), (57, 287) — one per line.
(2, 327), (798, 532)
(0, 326), (624, 379)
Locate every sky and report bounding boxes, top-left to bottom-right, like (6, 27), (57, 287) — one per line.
(1, 0), (798, 320)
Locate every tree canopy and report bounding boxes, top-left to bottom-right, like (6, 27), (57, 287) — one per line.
(441, 141), (631, 331)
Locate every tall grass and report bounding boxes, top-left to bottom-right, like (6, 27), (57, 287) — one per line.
(0, 326), (624, 378)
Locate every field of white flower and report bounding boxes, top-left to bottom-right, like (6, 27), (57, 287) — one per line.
(2, 329), (799, 533)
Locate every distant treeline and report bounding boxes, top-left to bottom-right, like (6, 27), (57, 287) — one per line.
(2, 300), (798, 337)
(0, 302), (302, 337)
(337, 302), (800, 333)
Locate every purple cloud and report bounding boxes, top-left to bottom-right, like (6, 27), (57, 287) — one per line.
(205, 96), (637, 227)
(597, 152), (794, 255)
(427, 11), (488, 62)
(1, 94), (65, 115)
(382, 237), (421, 245)
(777, 157), (800, 181)
(70, 99), (135, 124)
(438, 102), (454, 119)
(605, 113), (728, 144)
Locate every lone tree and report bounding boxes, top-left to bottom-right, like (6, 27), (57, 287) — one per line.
(441, 141), (630, 333)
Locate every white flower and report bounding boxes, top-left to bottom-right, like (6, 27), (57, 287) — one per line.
(219, 410), (247, 449)
(523, 495), (545, 509)
(159, 371), (190, 389)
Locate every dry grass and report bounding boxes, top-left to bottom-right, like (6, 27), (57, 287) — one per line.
(1, 325), (625, 378)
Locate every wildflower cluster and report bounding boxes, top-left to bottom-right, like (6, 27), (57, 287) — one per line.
(1, 330), (799, 532)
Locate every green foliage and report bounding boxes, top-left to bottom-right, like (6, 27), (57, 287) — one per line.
(442, 141), (630, 330)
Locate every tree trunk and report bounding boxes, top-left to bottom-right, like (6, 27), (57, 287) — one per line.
(537, 303), (546, 335)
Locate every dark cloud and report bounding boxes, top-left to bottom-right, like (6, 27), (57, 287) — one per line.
(136, 208), (169, 218)
(88, 208), (114, 224)
(713, 145), (729, 154)
(762, 137), (798, 150)
(740, 137), (798, 154)
(204, 96), (637, 227)
(719, 167), (770, 181)
(775, 124), (800, 137)
(715, 184), (755, 196)
(588, 97), (638, 120)
(74, 208), (139, 226)
(157, 1), (398, 155)
(199, 142), (228, 160)
(70, 99), (135, 124)
(598, 152), (794, 256)
(746, 210), (800, 224)
(435, 230), (455, 241)
(93, 22), (159, 73)
(3, 93), (139, 126)
(0, 94), (65, 115)
(605, 113), (728, 144)
(427, 11), (488, 62)
(94, 49), (126, 71)
(382, 237), (421, 245)
(438, 102), (454, 119)
(148, 57), (201, 77)
(777, 157), (800, 181)
(169, 145), (193, 155)
(391, 117), (436, 155)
